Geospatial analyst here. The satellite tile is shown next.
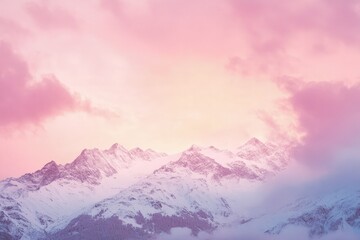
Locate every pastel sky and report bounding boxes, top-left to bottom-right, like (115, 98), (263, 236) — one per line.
(1, 0), (360, 179)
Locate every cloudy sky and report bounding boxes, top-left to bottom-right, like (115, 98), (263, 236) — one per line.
(1, 0), (360, 178)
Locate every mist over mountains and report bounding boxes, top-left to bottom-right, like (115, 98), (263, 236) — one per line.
(0, 138), (359, 240)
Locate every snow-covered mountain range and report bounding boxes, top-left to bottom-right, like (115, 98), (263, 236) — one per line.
(0, 138), (359, 239)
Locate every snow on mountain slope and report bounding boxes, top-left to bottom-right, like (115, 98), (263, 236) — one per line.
(188, 139), (289, 181)
(255, 187), (360, 237)
(48, 140), (289, 240)
(62, 144), (167, 185)
(0, 138), (291, 239)
(0, 144), (168, 239)
(49, 155), (232, 239)
(235, 137), (289, 173)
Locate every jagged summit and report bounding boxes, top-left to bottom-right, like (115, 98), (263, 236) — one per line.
(43, 160), (58, 169)
(8, 138), (287, 190)
(243, 137), (265, 146)
(0, 138), (294, 240)
(109, 143), (127, 152)
(12, 143), (168, 188)
(237, 137), (273, 160)
(187, 144), (203, 152)
(18, 160), (61, 190)
(167, 151), (231, 179)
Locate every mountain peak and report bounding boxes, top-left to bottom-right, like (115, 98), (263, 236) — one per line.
(129, 147), (143, 154)
(244, 137), (264, 146)
(109, 143), (127, 152)
(18, 160), (61, 189)
(238, 137), (270, 152)
(162, 151), (231, 179)
(79, 148), (100, 156)
(236, 137), (273, 161)
(187, 144), (202, 152)
(42, 160), (58, 170)
(128, 147), (167, 160)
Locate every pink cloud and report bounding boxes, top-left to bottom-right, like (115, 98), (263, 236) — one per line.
(230, 0), (360, 52)
(96, 0), (360, 81)
(279, 78), (360, 167)
(25, 1), (78, 30)
(0, 41), (114, 129)
(0, 41), (76, 127)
